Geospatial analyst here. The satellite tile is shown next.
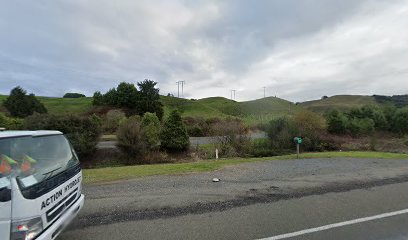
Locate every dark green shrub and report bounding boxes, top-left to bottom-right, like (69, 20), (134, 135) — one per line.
(92, 91), (104, 105)
(160, 110), (189, 152)
(3, 86), (47, 117)
(136, 79), (164, 120)
(326, 110), (348, 134)
(141, 112), (161, 150)
(266, 117), (296, 151)
(23, 114), (101, 158)
(250, 139), (276, 157)
(187, 125), (205, 137)
(63, 93), (85, 98)
(360, 106), (387, 130)
(392, 107), (408, 134)
(115, 82), (139, 108)
(347, 118), (375, 135)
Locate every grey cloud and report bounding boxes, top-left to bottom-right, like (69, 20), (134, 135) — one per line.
(0, 0), (406, 101)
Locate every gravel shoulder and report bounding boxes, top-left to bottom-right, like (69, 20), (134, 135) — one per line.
(72, 158), (408, 229)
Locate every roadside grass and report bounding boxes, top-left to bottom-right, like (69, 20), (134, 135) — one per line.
(83, 151), (408, 184)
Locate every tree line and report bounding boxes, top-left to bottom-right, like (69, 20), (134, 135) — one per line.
(92, 79), (164, 120)
(326, 105), (408, 135)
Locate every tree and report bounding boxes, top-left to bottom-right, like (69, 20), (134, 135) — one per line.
(63, 93), (85, 98)
(392, 107), (408, 134)
(160, 110), (189, 151)
(360, 105), (387, 130)
(326, 110), (348, 134)
(92, 91), (104, 105)
(103, 88), (118, 106)
(3, 86), (47, 118)
(137, 79), (164, 120)
(115, 82), (139, 108)
(141, 112), (161, 150)
(347, 118), (375, 135)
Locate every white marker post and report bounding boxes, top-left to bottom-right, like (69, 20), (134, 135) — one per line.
(215, 148), (219, 160)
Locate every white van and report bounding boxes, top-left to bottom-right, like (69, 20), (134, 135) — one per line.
(0, 130), (84, 240)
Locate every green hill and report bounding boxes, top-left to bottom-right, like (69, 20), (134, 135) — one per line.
(0, 94), (93, 115)
(161, 96), (300, 125)
(300, 95), (379, 113)
(0, 94), (300, 125)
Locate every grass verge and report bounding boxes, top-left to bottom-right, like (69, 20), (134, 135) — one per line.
(83, 151), (408, 184)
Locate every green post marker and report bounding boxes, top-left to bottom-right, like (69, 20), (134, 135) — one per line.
(294, 137), (303, 158)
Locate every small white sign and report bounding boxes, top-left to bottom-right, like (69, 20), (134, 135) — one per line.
(20, 175), (38, 188)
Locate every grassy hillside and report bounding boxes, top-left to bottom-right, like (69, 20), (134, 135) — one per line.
(300, 95), (379, 113)
(0, 94), (93, 115)
(1, 94), (300, 125)
(161, 96), (300, 125)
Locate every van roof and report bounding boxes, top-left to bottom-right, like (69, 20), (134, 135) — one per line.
(0, 130), (63, 139)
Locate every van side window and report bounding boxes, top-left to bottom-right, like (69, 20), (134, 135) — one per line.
(0, 177), (11, 202)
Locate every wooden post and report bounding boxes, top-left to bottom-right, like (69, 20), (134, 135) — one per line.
(216, 148), (219, 160)
(296, 144), (299, 159)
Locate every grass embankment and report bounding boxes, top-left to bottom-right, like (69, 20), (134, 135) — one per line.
(83, 151), (408, 184)
(300, 95), (379, 113)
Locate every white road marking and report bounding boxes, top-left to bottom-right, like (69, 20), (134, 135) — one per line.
(260, 208), (408, 240)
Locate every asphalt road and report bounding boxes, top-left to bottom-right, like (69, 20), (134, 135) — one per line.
(59, 158), (408, 240)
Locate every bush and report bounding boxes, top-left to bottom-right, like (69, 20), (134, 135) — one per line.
(392, 107), (408, 135)
(160, 110), (189, 152)
(210, 118), (250, 157)
(360, 106), (387, 130)
(102, 110), (126, 133)
(347, 118), (375, 135)
(0, 112), (23, 130)
(23, 114), (101, 158)
(141, 112), (161, 150)
(267, 112), (329, 153)
(250, 139), (277, 157)
(326, 110), (348, 134)
(183, 117), (210, 137)
(3, 86), (47, 117)
(63, 93), (85, 98)
(266, 117), (296, 151)
(116, 116), (146, 161)
(292, 110), (326, 136)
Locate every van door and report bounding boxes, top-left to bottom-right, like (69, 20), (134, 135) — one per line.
(0, 176), (11, 240)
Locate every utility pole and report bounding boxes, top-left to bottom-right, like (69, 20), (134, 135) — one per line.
(230, 90), (236, 100)
(181, 81), (185, 97)
(176, 81), (185, 98)
(263, 87), (266, 98)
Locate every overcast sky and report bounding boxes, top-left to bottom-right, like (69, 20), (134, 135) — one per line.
(1, 0), (408, 102)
